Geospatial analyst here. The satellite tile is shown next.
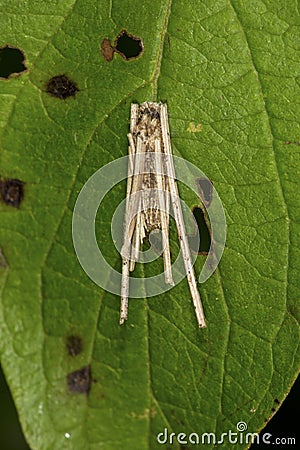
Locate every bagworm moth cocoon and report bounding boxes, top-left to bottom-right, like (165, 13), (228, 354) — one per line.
(120, 103), (206, 328)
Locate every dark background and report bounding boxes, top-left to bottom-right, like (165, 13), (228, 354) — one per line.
(0, 364), (298, 449)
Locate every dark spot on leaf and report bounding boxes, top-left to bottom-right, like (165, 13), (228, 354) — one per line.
(0, 178), (24, 208)
(271, 407), (276, 412)
(66, 335), (82, 357)
(195, 177), (213, 207)
(274, 398), (280, 405)
(46, 74), (78, 100)
(0, 45), (27, 79)
(101, 38), (114, 62)
(189, 206), (211, 254)
(67, 365), (91, 394)
(114, 29), (143, 60)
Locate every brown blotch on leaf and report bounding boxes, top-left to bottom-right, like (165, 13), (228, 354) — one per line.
(114, 29), (143, 60)
(101, 38), (115, 62)
(0, 45), (27, 79)
(46, 74), (78, 100)
(66, 335), (83, 357)
(67, 365), (91, 394)
(274, 398), (280, 405)
(195, 177), (213, 207)
(0, 178), (24, 208)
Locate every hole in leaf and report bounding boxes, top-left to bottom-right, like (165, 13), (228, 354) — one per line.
(0, 178), (24, 208)
(66, 335), (83, 357)
(195, 177), (213, 207)
(0, 45), (27, 79)
(46, 74), (78, 100)
(67, 365), (91, 394)
(114, 30), (143, 60)
(101, 38), (114, 62)
(189, 207), (211, 254)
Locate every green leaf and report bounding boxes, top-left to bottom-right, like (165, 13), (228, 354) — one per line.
(0, 0), (299, 449)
